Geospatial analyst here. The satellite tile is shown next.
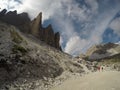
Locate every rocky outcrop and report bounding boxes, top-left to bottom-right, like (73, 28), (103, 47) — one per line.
(0, 9), (61, 50)
(30, 12), (42, 37)
(0, 9), (31, 33)
(0, 9), (7, 17)
(29, 12), (61, 50)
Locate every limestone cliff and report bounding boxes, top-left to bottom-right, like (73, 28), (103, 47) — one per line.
(30, 13), (61, 50)
(0, 9), (61, 50)
(30, 12), (42, 37)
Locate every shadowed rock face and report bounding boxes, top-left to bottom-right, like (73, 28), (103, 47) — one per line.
(0, 9), (7, 17)
(55, 32), (61, 50)
(0, 9), (31, 33)
(43, 24), (55, 46)
(0, 9), (61, 50)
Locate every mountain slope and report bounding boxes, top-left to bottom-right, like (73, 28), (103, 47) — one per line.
(0, 21), (84, 90)
(85, 43), (120, 60)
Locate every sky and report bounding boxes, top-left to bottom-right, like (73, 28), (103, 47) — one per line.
(0, 0), (120, 56)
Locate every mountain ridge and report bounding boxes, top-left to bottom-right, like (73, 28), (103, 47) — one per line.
(79, 42), (120, 61)
(0, 9), (62, 50)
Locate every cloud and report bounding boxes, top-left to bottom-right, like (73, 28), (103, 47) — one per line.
(109, 17), (120, 36)
(0, 0), (120, 55)
(116, 41), (120, 44)
(85, 0), (98, 13)
(64, 11), (117, 56)
(64, 35), (90, 56)
(0, 0), (22, 10)
(64, 0), (120, 55)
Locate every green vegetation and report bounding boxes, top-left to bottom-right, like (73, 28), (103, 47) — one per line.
(10, 29), (23, 44)
(12, 44), (27, 54)
(10, 28), (29, 54)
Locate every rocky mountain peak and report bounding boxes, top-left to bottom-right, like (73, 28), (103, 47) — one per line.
(0, 9), (61, 50)
(0, 9), (7, 16)
(30, 12), (42, 37)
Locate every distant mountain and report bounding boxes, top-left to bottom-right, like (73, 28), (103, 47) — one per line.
(81, 42), (120, 61)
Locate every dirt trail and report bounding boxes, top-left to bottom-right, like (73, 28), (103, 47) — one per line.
(51, 71), (120, 90)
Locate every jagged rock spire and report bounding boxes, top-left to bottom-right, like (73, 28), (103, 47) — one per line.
(30, 12), (42, 37)
(0, 9), (62, 50)
(30, 12), (61, 50)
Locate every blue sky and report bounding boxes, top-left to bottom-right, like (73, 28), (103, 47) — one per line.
(0, 0), (120, 56)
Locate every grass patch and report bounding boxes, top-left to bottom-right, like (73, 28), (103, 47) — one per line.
(10, 29), (23, 44)
(12, 45), (27, 54)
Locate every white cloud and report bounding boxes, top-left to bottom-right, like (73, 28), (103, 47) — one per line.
(109, 17), (120, 36)
(0, 0), (22, 11)
(116, 41), (120, 45)
(64, 35), (90, 56)
(85, 0), (98, 13)
(65, 3), (120, 55)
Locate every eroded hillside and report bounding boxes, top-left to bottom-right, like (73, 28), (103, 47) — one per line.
(0, 21), (84, 90)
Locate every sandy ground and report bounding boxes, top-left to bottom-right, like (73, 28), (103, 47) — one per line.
(50, 71), (120, 90)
